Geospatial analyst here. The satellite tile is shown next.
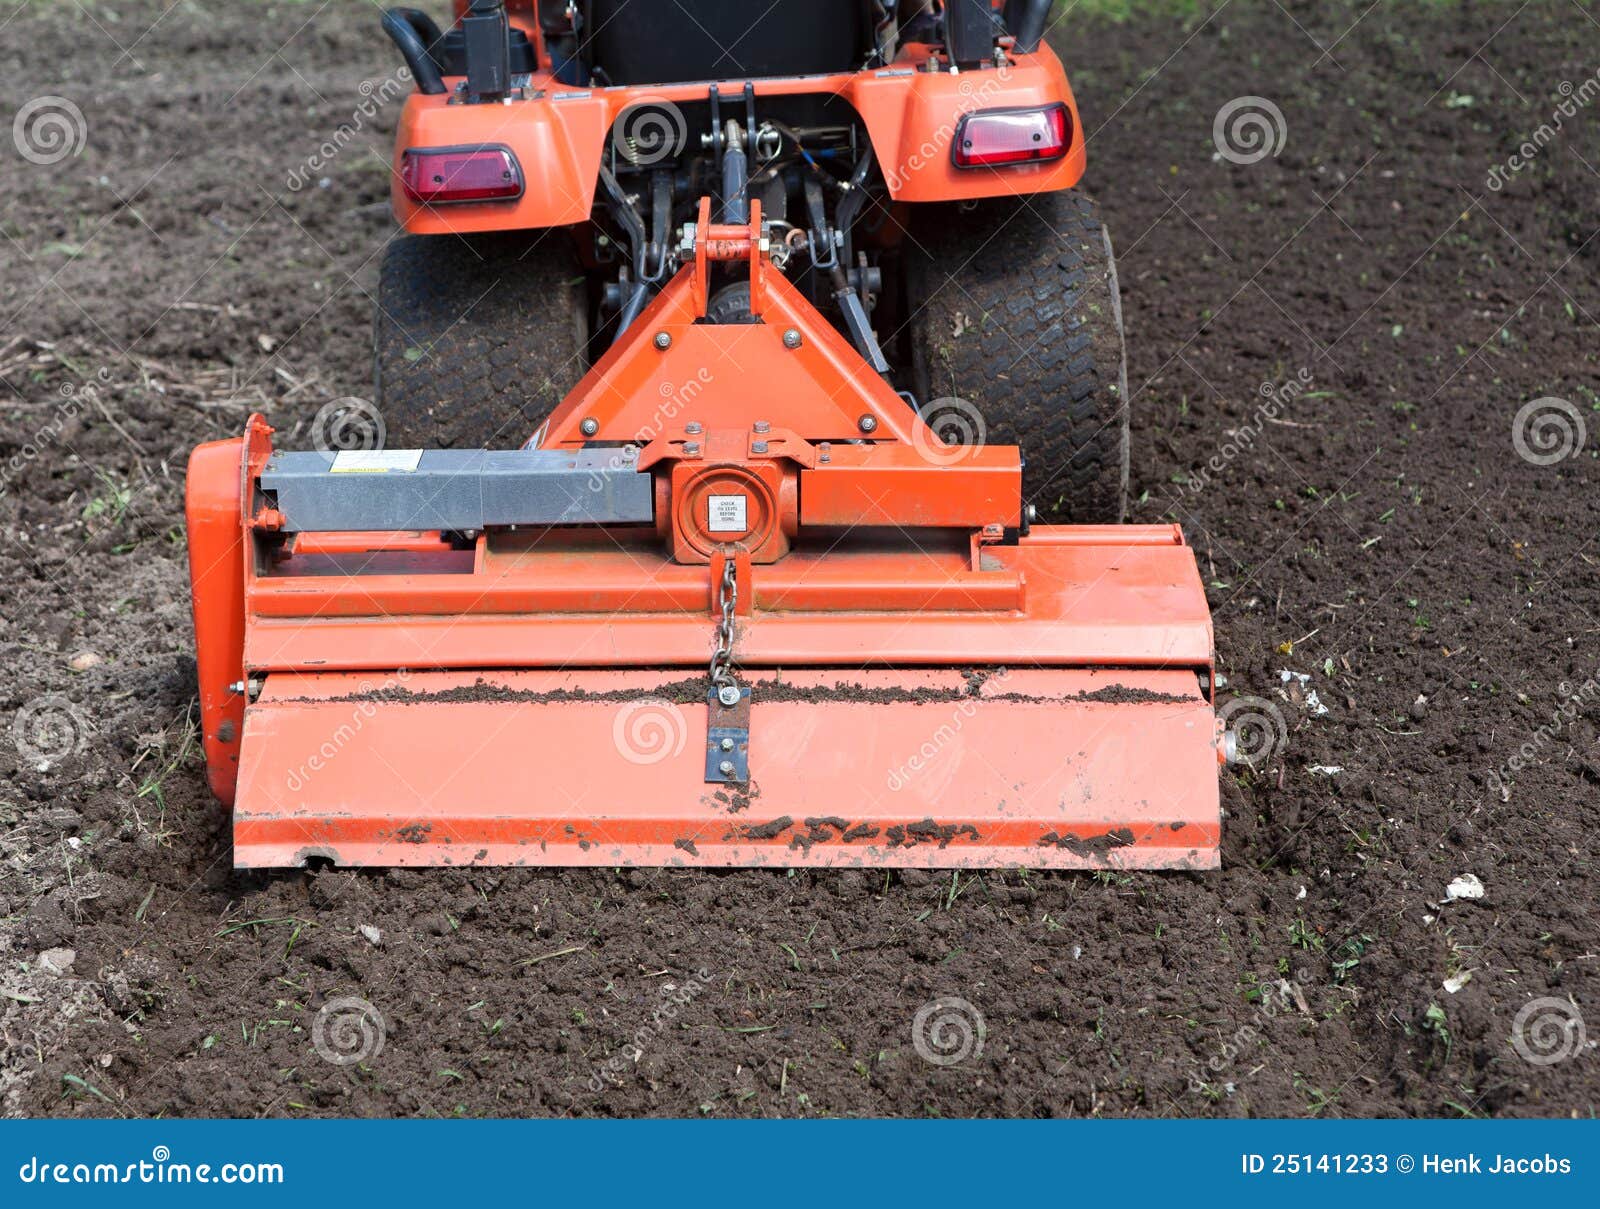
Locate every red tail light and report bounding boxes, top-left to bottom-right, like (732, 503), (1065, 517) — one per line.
(401, 146), (523, 204)
(952, 104), (1071, 169)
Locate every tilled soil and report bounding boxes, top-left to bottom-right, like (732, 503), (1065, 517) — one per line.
(2, 0), (1598, 1118)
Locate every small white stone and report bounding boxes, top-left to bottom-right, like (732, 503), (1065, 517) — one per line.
(358, 925), (382, 946)
(1446, 874), (1485, 901)
(38, 948), (76, 976)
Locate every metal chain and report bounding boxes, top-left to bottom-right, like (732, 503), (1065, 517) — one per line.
(709, 557), (738, 695)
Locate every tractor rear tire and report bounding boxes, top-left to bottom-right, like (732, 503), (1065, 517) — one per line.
(373, 231), (589, 448)
(906, 190), (1129, 523)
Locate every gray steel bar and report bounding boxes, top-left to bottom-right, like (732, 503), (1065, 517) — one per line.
(259, 448), (653, 532)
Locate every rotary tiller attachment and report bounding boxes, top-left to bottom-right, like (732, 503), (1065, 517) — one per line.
(186, 204), (1224, 870)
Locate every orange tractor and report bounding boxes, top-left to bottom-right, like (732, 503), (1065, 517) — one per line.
(186, 1), (1225, 869)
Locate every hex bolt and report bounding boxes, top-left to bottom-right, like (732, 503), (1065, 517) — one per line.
(751, 440), (769, 454)
(719, 737), (735, 752)
(782, 328), (802, 349)
(718, 759), (736, 776)
(1026, 504), (1038, 521)
(818, 441), (832, 465)
(653, 331), (672, 350)
(684, 441), (701, 458)
(718, 685), (742, 707)
(684, 421), (703, 435)
(753, 420), (771, 434)
(858, 414), (879, 434)
(579, 417), (599, 436)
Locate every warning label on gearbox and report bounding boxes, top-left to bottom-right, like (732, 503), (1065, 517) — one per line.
(707, 494), (748, 533)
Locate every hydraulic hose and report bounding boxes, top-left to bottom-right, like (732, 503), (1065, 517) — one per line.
(1005, 0), (1052, 54)
(381, 9), (447, 95)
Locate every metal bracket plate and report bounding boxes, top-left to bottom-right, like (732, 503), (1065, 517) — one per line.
(258, 448), (653, 532)
(704, 686), (751, 783)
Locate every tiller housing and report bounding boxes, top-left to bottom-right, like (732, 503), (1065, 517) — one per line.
(187, 204), (1223, 869)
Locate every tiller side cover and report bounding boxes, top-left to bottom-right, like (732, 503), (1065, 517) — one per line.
(186, 203), (1224, 869)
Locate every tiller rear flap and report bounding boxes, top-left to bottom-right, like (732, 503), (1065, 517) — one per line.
(186, 201), (1224, 870)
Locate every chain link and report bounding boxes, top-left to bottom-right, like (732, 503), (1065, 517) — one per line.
(709, 557), (738, 691)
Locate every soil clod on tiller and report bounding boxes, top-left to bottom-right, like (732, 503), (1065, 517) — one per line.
(186, 203), (1223, 870)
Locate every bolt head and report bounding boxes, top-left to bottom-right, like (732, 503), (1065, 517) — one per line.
(718, 685), (741, 707)
(720, 737), (735, 752)
(579, 417), (599, 436)
(718, 759), (736, 776)
(1026, 504), (1038, 521)
(782, 328), (802, 349)
(653, 331), (672, 350)
(753, 420), (771, 434)
(751, 440), (769, 454)
(858, 414), (879, 434)
(683, 441), (700, 458)
(684, 421), (703, 435)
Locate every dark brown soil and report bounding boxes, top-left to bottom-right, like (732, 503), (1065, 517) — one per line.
(3, 0), (1597, 1118)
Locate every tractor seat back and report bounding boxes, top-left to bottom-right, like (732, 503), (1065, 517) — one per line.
(582, 0), (874, 86)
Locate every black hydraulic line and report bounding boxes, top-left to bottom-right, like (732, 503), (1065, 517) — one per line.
(1006, 0), (1051, 54)
(647, 171), (673, 282)
(598, 166), (655, 337)
(381, 9), (447, 95)
(387, 8), (448, 72)
(616, 281), (650, 334)
(833, 145), (875, 264)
